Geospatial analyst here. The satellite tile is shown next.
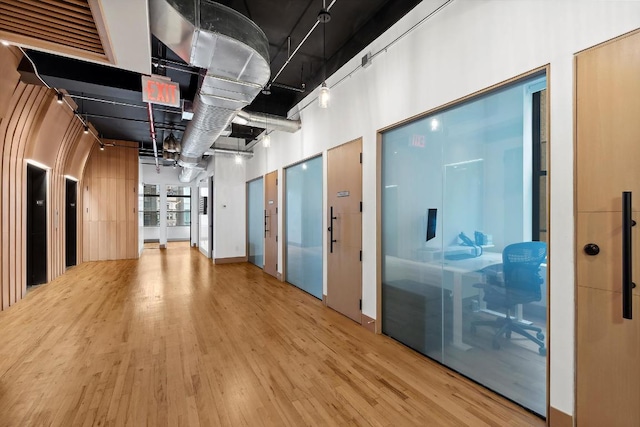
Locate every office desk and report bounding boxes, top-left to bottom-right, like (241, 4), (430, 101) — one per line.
(441, 253), (502, 350)
(384, 253), (502, 351)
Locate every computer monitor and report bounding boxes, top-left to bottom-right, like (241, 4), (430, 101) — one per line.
(426, 208), (437, 241)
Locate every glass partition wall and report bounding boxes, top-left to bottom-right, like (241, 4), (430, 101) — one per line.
(285, 157), (323, 299)
(381, 74), (547, 416)
(247, 178), (264, 267)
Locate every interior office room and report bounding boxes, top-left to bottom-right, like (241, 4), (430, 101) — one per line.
(0, 0), (639, 425)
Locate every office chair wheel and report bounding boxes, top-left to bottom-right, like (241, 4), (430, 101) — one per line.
(536, 332), (545, 340)
(492, 340), (501, 350)
(505, 331), (512, 340)
(470, 325), (477, 335)
(538, 347), (547, 356)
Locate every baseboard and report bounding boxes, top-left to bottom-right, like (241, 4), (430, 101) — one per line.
(361, 313), (376, 333)
(213, 256), (248, 264)
(549, 407), (573, 427)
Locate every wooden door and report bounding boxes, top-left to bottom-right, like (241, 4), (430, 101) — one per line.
(327, 138), (362, 322)
(575, 30), (640, 426)
(264, 171), (278, 278)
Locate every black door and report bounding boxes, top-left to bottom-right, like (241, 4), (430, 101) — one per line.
(27, 164), (47, 286)
(65, 178), (77, 268)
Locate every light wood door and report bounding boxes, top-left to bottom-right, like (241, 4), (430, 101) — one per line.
(264, 171), (278, 278)
(576, 30), (640, 426)
(327, 138), (362, 322)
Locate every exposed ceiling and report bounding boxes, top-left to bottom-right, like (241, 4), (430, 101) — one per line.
(4, 0), (424, 160)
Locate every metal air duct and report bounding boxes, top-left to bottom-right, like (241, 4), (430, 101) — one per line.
(150, 0), (270, 182)
(233, 110), (301, 133)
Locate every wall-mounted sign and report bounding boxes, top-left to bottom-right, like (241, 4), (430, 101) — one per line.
(337, 191), (350, 197)
(142, 75), (180, 108)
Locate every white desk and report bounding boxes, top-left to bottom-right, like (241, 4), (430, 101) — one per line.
(384, 253), (502, 351)
(441, 253), (503, 350)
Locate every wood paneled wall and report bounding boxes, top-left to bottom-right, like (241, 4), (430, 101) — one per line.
(81, 140), (139, 261)
(0, 45), (94, 310)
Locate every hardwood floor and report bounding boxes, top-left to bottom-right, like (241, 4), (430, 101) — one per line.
(0, 243), (544, 426)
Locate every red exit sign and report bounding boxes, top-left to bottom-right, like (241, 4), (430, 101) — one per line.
(142, 75), (181, 108)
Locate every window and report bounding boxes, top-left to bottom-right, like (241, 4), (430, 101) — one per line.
(532, 89), (547, 243)
(143, 184), (160, 227)
(166, 185), (191, 226)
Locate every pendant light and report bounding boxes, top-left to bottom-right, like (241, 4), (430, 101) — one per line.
(318, 1), (331, 108)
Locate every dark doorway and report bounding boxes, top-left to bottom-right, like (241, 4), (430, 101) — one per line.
(27, 164), (47, 286)
(65, 178), (77, 268)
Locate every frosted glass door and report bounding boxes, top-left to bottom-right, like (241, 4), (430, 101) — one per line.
(285, 157), (323, 298)
(382, 74), (548, 416)
(381, 122), (445, 362)
(247, 178), (264, 267)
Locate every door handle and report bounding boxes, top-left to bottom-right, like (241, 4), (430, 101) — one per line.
(329, 206), (337, 253)
(622, 191), (636, 319)
(264, 209), (269, 238)
(584, 243), (600, 256)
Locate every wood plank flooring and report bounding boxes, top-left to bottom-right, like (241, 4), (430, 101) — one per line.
(0, 243), (544, 426)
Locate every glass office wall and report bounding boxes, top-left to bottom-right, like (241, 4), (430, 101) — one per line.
(381, 74), (547, 416)
(285, 157), (323, 298)
(247, 178), (264, 267)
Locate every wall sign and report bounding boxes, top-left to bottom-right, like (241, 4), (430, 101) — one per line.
(142, 75), (180, 108)
(337, 191), (350, 197)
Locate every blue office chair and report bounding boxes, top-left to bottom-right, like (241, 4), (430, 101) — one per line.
(471, 242), (547, 356)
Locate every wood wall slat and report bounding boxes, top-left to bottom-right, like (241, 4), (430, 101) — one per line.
(0, 20), (103, 53)
(82, 141), (138, 262)
(0, 46), (103, 311)
(5, 0), (96, 24)
(2, 83), (29, 308)
(0, 0), (106, 57)
(0, 4), (101, 38)
(0, 9), (102, 44)
(36, 0), (92, 15)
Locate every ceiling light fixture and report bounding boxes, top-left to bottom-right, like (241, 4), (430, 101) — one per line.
(99, 144), (105, 151)
(56, 92), (64, 104)
(1, 40), (10, 46)
(84, 125), (89, 134)
(318, 0), (331, 109)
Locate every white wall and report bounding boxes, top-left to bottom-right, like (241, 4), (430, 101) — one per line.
(243, 0), (640, 416)
(213, 155), (247, 260)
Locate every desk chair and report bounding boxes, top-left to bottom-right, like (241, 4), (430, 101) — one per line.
(471, 242), (547, 356)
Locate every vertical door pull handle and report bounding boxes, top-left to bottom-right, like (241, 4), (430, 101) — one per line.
(264, 209), (269, 238)
(329, 206), (337, 253)
(622, 191), (634, 319)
